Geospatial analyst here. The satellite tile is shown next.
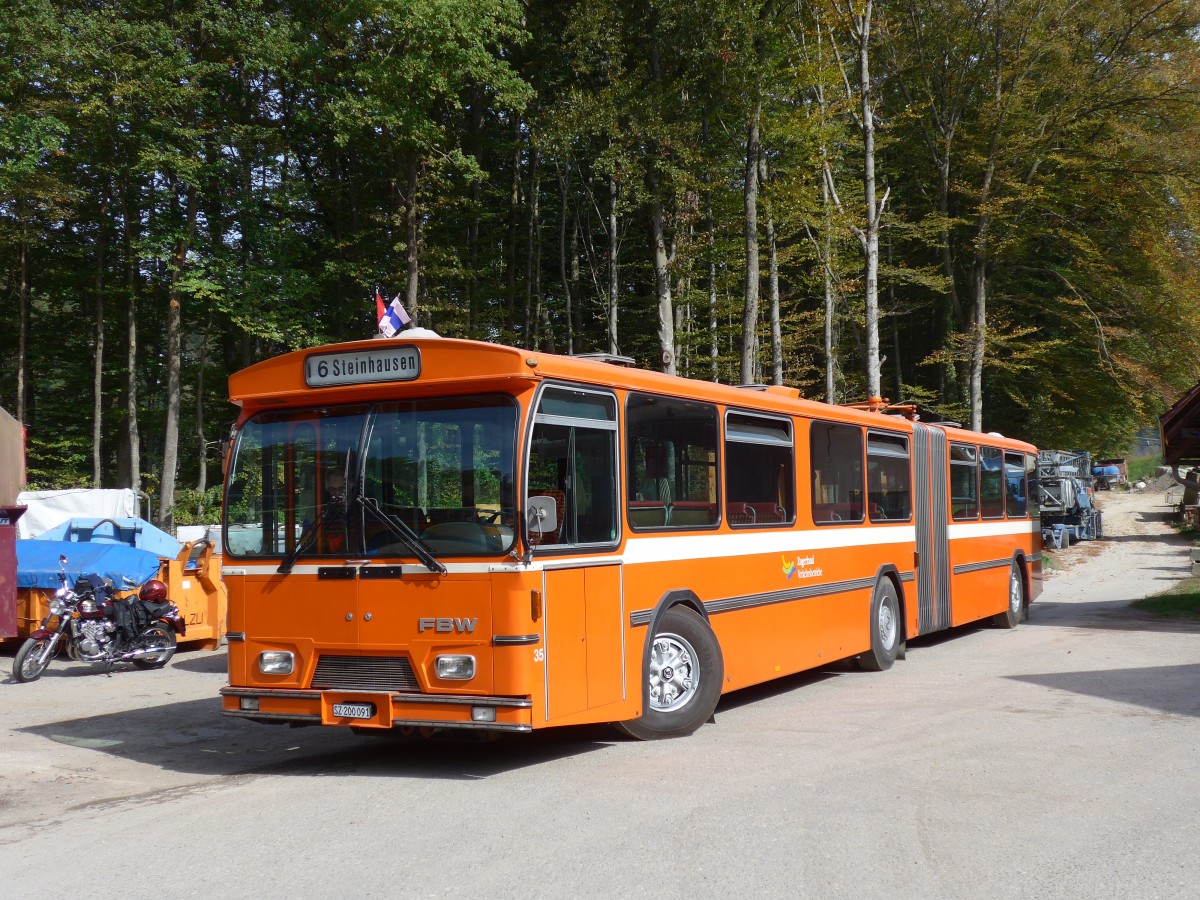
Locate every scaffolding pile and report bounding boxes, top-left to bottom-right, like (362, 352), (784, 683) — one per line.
(1038, 449), (1103, 547)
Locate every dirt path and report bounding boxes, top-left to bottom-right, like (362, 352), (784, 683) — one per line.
(1040, 486), (1193, 609)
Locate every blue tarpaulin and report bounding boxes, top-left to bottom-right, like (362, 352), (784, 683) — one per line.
(33, 517), (182, 559)
(15, 541), (162, 591)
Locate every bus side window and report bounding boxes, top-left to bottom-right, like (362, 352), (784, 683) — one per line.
(1026, 453), (1040, 518)
(626, 393), (719, 530)
(866, 432), (911, 522)
(725, 411), (795, 528)
(1005, 452), (1028, 517)
(950, 444), (979, 519)
(981, 447), (1005, 518)
(810, 421), (864, 524)
(529, 386), (619, 547)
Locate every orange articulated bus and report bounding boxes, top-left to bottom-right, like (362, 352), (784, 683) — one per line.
(219, 336), (1042, 739)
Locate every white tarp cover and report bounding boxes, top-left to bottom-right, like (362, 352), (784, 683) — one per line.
(15, 489), (141, 539)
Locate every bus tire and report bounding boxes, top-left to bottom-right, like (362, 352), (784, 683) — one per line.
(993, 561), (1023, 629)
(858, 578), (900, 672)
(615, 606), (723, 740)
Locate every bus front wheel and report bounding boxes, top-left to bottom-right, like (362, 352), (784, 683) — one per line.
(615, 606), (723, 740)
(993, 562), (1023, 629)
(859, 579), (901, 672)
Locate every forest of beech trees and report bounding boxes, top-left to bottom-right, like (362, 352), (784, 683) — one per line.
(4, 0), (1200, 527)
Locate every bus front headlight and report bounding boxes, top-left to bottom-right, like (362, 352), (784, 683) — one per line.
(435, 655), (475, 680)
(258, 651), (294, 675)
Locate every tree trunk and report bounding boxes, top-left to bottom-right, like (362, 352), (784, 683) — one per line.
(506, 122), (521, 336)
(524, 149), (539, 346)
(468, 180), (480, 336)
(16, 228), (29, 423)
(607, 175), (619, 355)
(465, 86), (484, 337)
(969, 257), (987, 431)
(760, 156), (782, 386)
(887, 231), (902, 398)
(92, 194), (108, 486)
(405, 154), (420, 326)
(740, 115), (761, 385)
(649, 198), (675, 375)
(821, 175), (838, 404)
(159, 183), (198, 531)
(195, 309), (213, 494)
(121, 181), (141, 493)
(708, 194), (718, 383)
(558, 164), (573, 355)
(570, 208), (581, 344)
(935, 147), (966, 405)
(856, 0), (884, 401)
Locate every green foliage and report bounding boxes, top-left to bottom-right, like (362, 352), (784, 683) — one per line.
(1131, 579), (1200, 620)
(4, 0), (1200, 513)
(1126, 456), (1162, 484)
(173, 486), (224, 526)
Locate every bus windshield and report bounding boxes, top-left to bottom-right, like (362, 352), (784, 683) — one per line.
(225, 395), (518, 561)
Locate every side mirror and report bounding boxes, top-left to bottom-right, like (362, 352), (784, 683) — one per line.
(527, 496), (558, 536)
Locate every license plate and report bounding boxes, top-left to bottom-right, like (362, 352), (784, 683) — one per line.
(332, 702), (375, 720)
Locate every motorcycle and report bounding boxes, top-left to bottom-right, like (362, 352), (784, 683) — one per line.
(12, 555), (186, 683)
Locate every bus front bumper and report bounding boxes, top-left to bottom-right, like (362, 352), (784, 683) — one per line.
(220, 687), (534, 733)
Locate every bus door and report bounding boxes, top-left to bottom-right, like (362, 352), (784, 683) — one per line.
(542, 562), (625, 720)
(912, 423), (951, 634)
(526, 384), (625, 722)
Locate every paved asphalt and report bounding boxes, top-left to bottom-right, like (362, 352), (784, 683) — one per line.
(1, 498), (1197, 899)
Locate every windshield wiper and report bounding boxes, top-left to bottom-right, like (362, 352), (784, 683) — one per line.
(357, 496), (447, 575)
(277, 501), (342, 575)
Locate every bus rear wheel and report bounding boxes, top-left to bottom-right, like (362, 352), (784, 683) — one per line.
(859, 579), (901, 672)
(615, 606), (723, 740)
(993, 562), (1023, 629)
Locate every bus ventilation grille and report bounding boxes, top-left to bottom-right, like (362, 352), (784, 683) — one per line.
(311, 655), (421, 693)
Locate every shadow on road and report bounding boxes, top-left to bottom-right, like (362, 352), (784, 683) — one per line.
(1026, 599), (1200, 635)
(1132, 508), (1182, 524)
(1006, 664), (1200, 718)
(16, 698), (617, 781)
(171, 652), (229, 675)
(713, 667), (842, 713)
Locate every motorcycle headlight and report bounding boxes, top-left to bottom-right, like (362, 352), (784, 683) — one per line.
(48, 598), (66, 616)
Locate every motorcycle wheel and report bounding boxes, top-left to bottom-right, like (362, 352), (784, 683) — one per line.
(132, 624), (177, 670)
(13, 637), (55, 683)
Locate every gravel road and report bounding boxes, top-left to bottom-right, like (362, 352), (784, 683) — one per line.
(1, 489), (1197, 899)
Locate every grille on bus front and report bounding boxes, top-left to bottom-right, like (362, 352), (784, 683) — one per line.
(311, 655), (421, 692)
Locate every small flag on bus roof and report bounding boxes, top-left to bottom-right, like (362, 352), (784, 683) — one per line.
(378, 294), (412, 337)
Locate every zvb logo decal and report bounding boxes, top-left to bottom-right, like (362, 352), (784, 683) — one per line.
(782, 554), (823, 581)
(418, 617), (479, 634)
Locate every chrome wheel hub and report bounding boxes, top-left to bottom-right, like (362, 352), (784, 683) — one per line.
(648, 633), (698, 712)
(878, 600), (897, 650)
(1010, 570), (1022, 614)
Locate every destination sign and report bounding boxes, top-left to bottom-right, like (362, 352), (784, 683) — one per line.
(304, 346), (421, 388)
